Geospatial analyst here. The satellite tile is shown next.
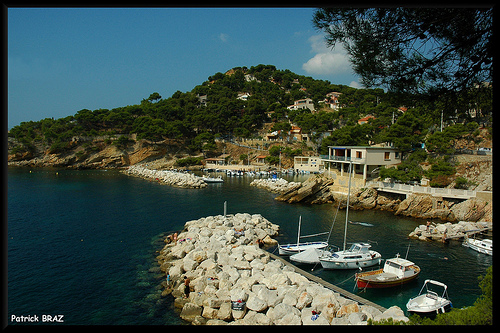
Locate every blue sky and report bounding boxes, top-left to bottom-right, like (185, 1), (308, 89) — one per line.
(8, 7), (361, 129)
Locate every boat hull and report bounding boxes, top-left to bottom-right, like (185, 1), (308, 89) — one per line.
(407, 301), (452, 318)
(320, 252), (382, 270)
(278, 242), (328, 256)
(356, 268), (420, 289)
(463, 238), (492, 255)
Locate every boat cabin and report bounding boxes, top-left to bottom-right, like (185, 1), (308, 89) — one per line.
(384, 257), (416, 279)
(349, 243), (372, 253)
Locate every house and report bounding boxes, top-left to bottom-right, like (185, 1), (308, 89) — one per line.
(197, 94), (207, 107)
(266, 131), (281, 141)
(204, 158), (225, 167)
(255, 155), (267, 164)
(237, 92), (251, 101)
(289, 125), (303, 141)
(358, 115), (376, 125)
(321, 144), (402, 185)
(287, 98), (315, 112)
(294, 156), (325, 173)
(319, 92), (342, 110)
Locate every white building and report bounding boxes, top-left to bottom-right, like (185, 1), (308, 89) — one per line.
(294, 156), (325, 173)
(321, 145), (402, 184)
(287, 98), (315, 112)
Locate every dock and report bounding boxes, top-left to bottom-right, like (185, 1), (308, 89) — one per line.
(267, 252), (387, 313)
(445, 226), (493, 241)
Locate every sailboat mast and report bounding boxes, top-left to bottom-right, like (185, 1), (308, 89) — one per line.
(297, 215), (302, 249)
(343, 161), (352, 252)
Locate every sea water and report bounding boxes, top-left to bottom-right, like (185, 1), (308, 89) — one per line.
(7, 168), (492, 325)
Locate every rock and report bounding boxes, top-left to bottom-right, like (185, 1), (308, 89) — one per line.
(373, 305), (409, 323)
(348, 312), (368, 325)
(296, 291), (313, 310)
(246, 294), (267, 312)
(336, 302), (359, 317)
(360, 305), (383, 321)
(262, 234), (278, 246)
(267, 303), (300, 324)
(201, 306), (219, 319)
(301, 307), (330, 325)
(216, 302), (232, 321)
(180, 302), (203, 322)
(275, 174), (334, 204)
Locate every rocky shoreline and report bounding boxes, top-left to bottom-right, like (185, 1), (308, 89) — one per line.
(408, 220), (492, 242)
(249, 178), (302, 194)
(123, 165), (207, 188)
(155, 213), (409, 325)
(257, 174), (492, 223)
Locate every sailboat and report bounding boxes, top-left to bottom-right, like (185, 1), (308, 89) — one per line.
(319, 161), (382, 270)
(278, 216), (329, 255)
(290, 200), (341, 265)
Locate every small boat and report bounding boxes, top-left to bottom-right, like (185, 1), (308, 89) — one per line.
(462, 235), (492, 255)
(290, 247), (331, 265)
(406, 280), (452, 318)
(278, 216), (329, 255)
(349, 220), (374, 227)
(355, 254), (420, 289)
(201, 176), (224, 183)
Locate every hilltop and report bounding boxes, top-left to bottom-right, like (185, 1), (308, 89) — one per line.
(8, 64), (492, 190)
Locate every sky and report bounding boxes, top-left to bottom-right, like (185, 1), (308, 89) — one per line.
(8, 7), (361, 129)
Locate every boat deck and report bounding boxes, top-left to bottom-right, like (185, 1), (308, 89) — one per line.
(267, 251), (387, 313)
(358, 270), (399, 282)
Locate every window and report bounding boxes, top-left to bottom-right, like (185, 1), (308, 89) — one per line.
(356, 151), (362, 159)
(384, 152), (391, 160)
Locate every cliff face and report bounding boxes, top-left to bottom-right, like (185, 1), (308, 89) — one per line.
(8, 138), (189, 169)
(274, 175), (492, 223)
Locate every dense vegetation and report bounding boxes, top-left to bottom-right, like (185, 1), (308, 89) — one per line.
(9, 64), (492, 185)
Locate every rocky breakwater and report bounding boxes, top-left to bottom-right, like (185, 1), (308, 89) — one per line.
(124, 165), (207, 188)
(409, 220), (492, 242)
(250, 178), (302, 194)
(348, 188), (492, 223)
(156, 213), (408, 325)
(275, 174), (335, 204)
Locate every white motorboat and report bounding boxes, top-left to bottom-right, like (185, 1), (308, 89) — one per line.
(201, 176), (224, 183)
(406, 279), (452, 317)
(278, 216), (329, 255)
(463, 235), (492, 255)
(319, 161), (382, 270)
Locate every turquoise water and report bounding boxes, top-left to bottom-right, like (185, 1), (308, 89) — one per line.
(7, 168), (492, 325)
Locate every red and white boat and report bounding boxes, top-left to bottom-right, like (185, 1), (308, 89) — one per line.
(355, 254), (420, 289)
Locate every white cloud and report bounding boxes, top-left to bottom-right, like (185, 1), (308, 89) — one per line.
(302, 35), (351, 76)
(349, 80), (362, 89)
(218, 33), (229, 42)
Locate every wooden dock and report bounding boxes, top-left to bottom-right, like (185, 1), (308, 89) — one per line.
(267, 252), (387, 313)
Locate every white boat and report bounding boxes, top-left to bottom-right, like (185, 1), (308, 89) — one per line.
(406, 279), (452, 317)
(462, 235), (492, 255)
(319, 243), (382, 270)
(290, 247), (331, 265)
(278, 216), (329, 255)
(201, 176), (224, 183)
(319, 161), (382, 270)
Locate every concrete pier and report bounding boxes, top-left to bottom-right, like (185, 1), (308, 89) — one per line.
(267, 252), (387, 313)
